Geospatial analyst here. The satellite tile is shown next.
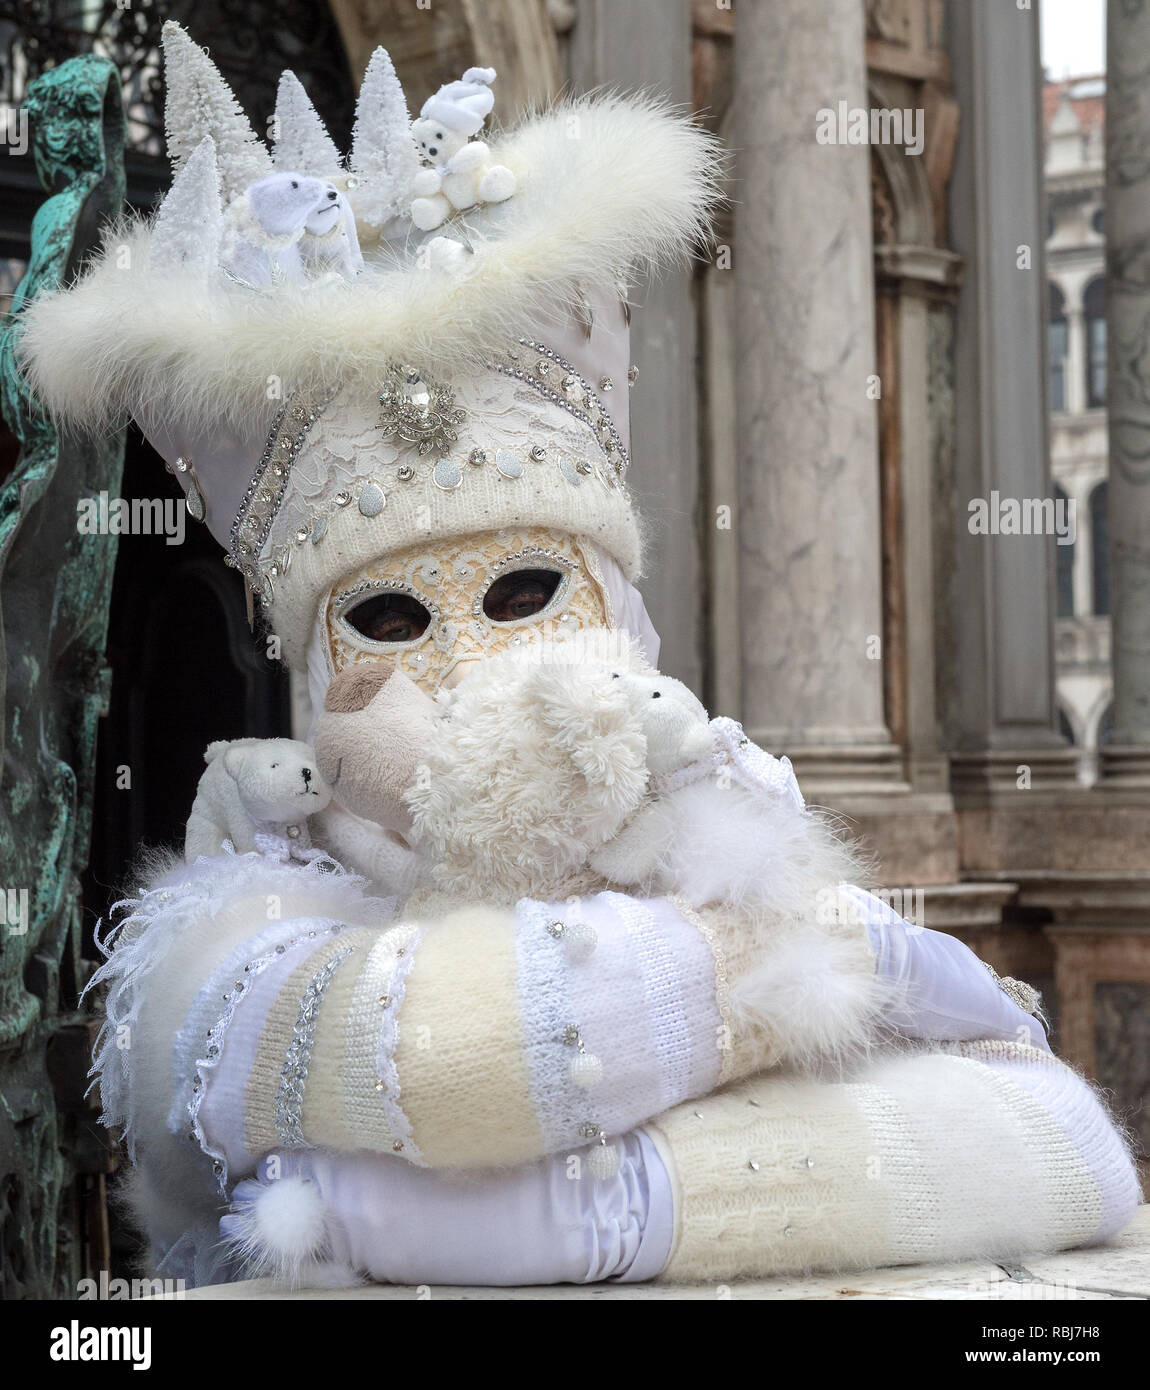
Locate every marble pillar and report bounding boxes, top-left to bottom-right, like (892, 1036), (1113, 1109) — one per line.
(1065, 304), (1087, 418)
(733, 0), (903, 792)
(565, 0), (702, 695)
(947, 0), (1077, 802)
(1103, 0), (1150, 779)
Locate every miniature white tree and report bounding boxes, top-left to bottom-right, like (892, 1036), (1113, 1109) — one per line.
(273, 71), (343, 177)
(161, 21), (272, 203)
(349, 47), (422, 228)
(150, 134), (222, 277)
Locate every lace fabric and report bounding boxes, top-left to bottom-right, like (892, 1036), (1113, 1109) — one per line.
(324, 524), (611, 691)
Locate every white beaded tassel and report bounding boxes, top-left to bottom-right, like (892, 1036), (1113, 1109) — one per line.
(562, 920), (598, 964)
(587, 1137), (621, 1180)
(569, 1051), (604, 1089)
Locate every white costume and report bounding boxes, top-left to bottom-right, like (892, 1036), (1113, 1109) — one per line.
(18, 24), (1139, 1289)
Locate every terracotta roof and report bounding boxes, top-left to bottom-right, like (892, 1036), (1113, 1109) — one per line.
(1043, 76), (1105, 138)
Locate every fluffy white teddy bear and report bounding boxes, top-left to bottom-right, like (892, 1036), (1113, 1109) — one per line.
(185, 737), (333, 863)
(311, 634), (861, 920)
(409, 67), (517, 231)
(219, 172), (362, 287)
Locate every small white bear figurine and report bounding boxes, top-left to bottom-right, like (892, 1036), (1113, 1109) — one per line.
(185, 737), (333, 863)
(220, 173), (360, 287)
(297, 187), (364, 281)
(409, 67), (517, 231)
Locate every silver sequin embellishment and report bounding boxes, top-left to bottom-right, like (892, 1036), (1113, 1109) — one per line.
(433, 457), (463, 490)
(274, 946), (354, 1147)
(358, 483), (386, 517)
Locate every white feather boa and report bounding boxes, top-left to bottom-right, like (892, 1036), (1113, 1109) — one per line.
(18, 95), (724, 435)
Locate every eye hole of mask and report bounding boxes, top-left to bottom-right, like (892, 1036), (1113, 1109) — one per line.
(343, 592), (432, 644)
(482, 568), (563, 622)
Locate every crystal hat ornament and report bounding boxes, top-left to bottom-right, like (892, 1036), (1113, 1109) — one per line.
(18, 21), (724, 665)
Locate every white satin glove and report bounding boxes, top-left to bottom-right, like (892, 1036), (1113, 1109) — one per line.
(840, 885), (1050, 1051)
(221, 1129), (673, 1287)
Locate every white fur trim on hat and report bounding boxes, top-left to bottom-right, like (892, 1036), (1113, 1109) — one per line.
(19, 94), (723, 434)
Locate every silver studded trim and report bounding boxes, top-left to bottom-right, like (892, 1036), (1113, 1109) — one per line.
(188, 922), (344, 1195)
(372, 924), (425, 1164)
(490, 338), (630, 481)
(274, 945), (355, 1148)
(230, 388), (333, 600)
(983, 960), (1043, 1018)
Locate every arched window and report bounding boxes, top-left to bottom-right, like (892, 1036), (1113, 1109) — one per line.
(1084, 277), (1107, 407)
(1049, 282), (1068, 412)
(1058, 707), (1076, 745)
(1091, 480), (1109, 615)
(1055, 484), (1074, 616)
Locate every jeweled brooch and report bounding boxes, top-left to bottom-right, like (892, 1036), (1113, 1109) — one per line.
(378, 364), (467, 456)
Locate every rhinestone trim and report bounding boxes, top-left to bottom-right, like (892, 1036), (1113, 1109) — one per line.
(231, 388), (333, 598)
(468, 545), (575, 620)
(188, 922), (343, 1194)
(332, 577), (444, 652)
(983, 960), (1042, 1017)
(274, 945), (355, 1148)
(489, 338), (630, 481)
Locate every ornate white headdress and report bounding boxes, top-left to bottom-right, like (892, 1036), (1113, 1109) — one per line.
(19, 22), (721, 666)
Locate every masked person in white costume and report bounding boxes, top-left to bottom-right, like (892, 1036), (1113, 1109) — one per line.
(20, 25), (1140, 1288)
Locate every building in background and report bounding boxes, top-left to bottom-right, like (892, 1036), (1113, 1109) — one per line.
(1045, 75), (1110, 783)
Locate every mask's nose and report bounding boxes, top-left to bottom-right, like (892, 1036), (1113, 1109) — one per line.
(442, 656), (482, 690)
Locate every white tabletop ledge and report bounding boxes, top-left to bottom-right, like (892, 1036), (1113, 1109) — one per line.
(176, 1205), (1150, 1300)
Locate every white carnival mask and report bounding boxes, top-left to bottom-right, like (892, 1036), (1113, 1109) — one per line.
(324, 526), (611, 693)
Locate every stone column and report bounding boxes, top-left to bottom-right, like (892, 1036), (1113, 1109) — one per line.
(733, 0), (903, 793)
(947, 0), (1077, 809)
(1103, 0), (1150, 784)
(1065, 303), (1087, 417)
(565, 0), (702, 694)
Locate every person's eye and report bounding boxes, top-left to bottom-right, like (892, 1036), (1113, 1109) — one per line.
(482, 568), (563, 622)
(344, 592), (432, 643)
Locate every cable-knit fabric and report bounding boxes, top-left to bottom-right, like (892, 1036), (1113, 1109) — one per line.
(644, 1041), (1142, 1283)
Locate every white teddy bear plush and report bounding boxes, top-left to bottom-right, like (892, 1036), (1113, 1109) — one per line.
(311, 633), (862, 921)
(409, 67), (517, 232)
(219, 172), (362, 287)
(185, 737), (333, 863)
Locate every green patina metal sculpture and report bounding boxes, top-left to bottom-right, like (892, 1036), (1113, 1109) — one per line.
(0, 55), (127, 1299)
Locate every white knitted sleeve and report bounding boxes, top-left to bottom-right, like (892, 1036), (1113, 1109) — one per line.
(182, 888), (726, 1182)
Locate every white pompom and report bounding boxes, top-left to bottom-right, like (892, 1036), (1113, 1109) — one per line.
(478, 164), (516, 204)
(587, 1142), (620, 1181)
(226, 1173), (329, 1283)
(569, 1052), (603, 1088)
(563, 920), (598, 963)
